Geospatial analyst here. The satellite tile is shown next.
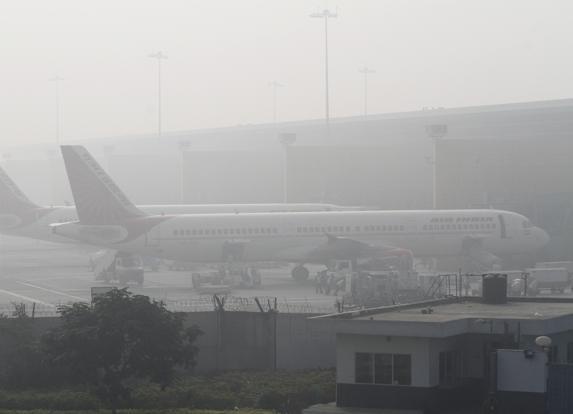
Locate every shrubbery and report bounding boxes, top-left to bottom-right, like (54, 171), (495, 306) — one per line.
(0, 370), (335, 413)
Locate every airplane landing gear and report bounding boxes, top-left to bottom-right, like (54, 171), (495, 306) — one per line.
(291, 265), (310, 282)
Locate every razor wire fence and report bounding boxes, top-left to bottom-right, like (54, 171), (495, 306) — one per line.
(163, 295), (336, 314)
(0, 295), (336, 318)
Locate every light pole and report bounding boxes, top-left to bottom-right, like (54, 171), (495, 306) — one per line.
(358, 66), (375, 117)
(310, 8), (337, 139)
(268, 81), (284, 126)
(425, 124), (448, 209)
(103, 145), (115, 174)
(178, 140), (190, 203)
(45, 149), (59, 206)
(49, 76), (64, 145)
(278, 133), (296, 203)
(148, 51), (168, 137)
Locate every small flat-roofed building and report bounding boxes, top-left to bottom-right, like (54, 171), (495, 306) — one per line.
(311, 295), (573, 413)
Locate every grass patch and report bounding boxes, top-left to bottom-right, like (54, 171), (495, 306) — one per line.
(0, 370), (335, 413)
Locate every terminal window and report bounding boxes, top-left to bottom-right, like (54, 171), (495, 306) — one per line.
(354, 352), (411, 385)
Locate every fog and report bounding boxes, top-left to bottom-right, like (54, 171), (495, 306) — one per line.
(2, 4), (573, 411)
(2, 0), (573, 146)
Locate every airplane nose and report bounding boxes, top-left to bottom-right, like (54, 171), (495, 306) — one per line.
(533, 227), (550, 248)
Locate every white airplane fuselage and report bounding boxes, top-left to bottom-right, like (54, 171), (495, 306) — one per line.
(54, 209), (549, 263)
(0, 203), (350, 244)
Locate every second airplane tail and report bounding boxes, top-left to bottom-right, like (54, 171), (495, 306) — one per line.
(0, 164), (40, 215)
(60, 145), (146, 225)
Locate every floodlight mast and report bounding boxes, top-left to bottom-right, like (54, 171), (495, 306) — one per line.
(310, 9), (337, 140)
(268, 81), (284, 126)
(148, 51), (168, 138)
(358, 66), (375, 117)
(48, 76), (64, 145)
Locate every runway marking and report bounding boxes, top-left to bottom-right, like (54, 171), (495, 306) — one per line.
(16, 282), (88, 302)
(0, 288), (56, 307)
(24, 276), (91, 282)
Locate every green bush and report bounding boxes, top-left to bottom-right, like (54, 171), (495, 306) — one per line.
(0, 390), (100, 410)
(0, 369), (335, 413)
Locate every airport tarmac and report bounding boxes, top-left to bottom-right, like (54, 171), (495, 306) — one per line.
(0, 235), (338, 316)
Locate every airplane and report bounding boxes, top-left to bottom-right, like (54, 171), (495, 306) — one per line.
(0, 163), (354, 245)
(53, 145), (550, 280)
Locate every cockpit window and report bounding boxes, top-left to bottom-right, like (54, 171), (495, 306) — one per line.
(523, 220), (532, 229)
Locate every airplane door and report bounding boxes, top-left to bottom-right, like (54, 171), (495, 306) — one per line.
(146, 225), (161, 247)
(497, 214), (508, 239)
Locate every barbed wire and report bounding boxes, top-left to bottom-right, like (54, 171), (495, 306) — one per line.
(0, 295), (335, 318)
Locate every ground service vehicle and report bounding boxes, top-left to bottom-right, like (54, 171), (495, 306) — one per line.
(93, 251), (145, 286)
(526, 267), (570, 293)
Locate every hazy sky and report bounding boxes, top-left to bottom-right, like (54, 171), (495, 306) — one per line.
(1, 0), (573, 146)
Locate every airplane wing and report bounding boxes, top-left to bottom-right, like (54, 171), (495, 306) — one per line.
(274, 234), (411, 264)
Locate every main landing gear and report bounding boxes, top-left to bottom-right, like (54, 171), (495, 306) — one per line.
(291, 265), (310, 282)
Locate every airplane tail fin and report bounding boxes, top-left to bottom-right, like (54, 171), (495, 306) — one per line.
(60, 145), (146, 225)
(0, 164), (40, 215)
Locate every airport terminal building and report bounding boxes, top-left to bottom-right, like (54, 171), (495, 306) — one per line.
(4, 98), (573, 259)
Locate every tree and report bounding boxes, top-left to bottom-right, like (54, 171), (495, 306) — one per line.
(0, 303), (54, 388)
(42, 289), (201, 413)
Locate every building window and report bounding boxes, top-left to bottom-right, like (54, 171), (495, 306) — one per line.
(374, 353), (393, 384)
(393, 354), (412, 385)
(355, 353), (373, 383)
(354, 353), (411, 386)
(550, 346), (559, 363)
(567, 343), (573, 364)
(439, 350), (461, 385)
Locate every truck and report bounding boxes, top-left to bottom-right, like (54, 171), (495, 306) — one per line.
(91, 250), (145, 286)
(536, 261), (573, 276)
